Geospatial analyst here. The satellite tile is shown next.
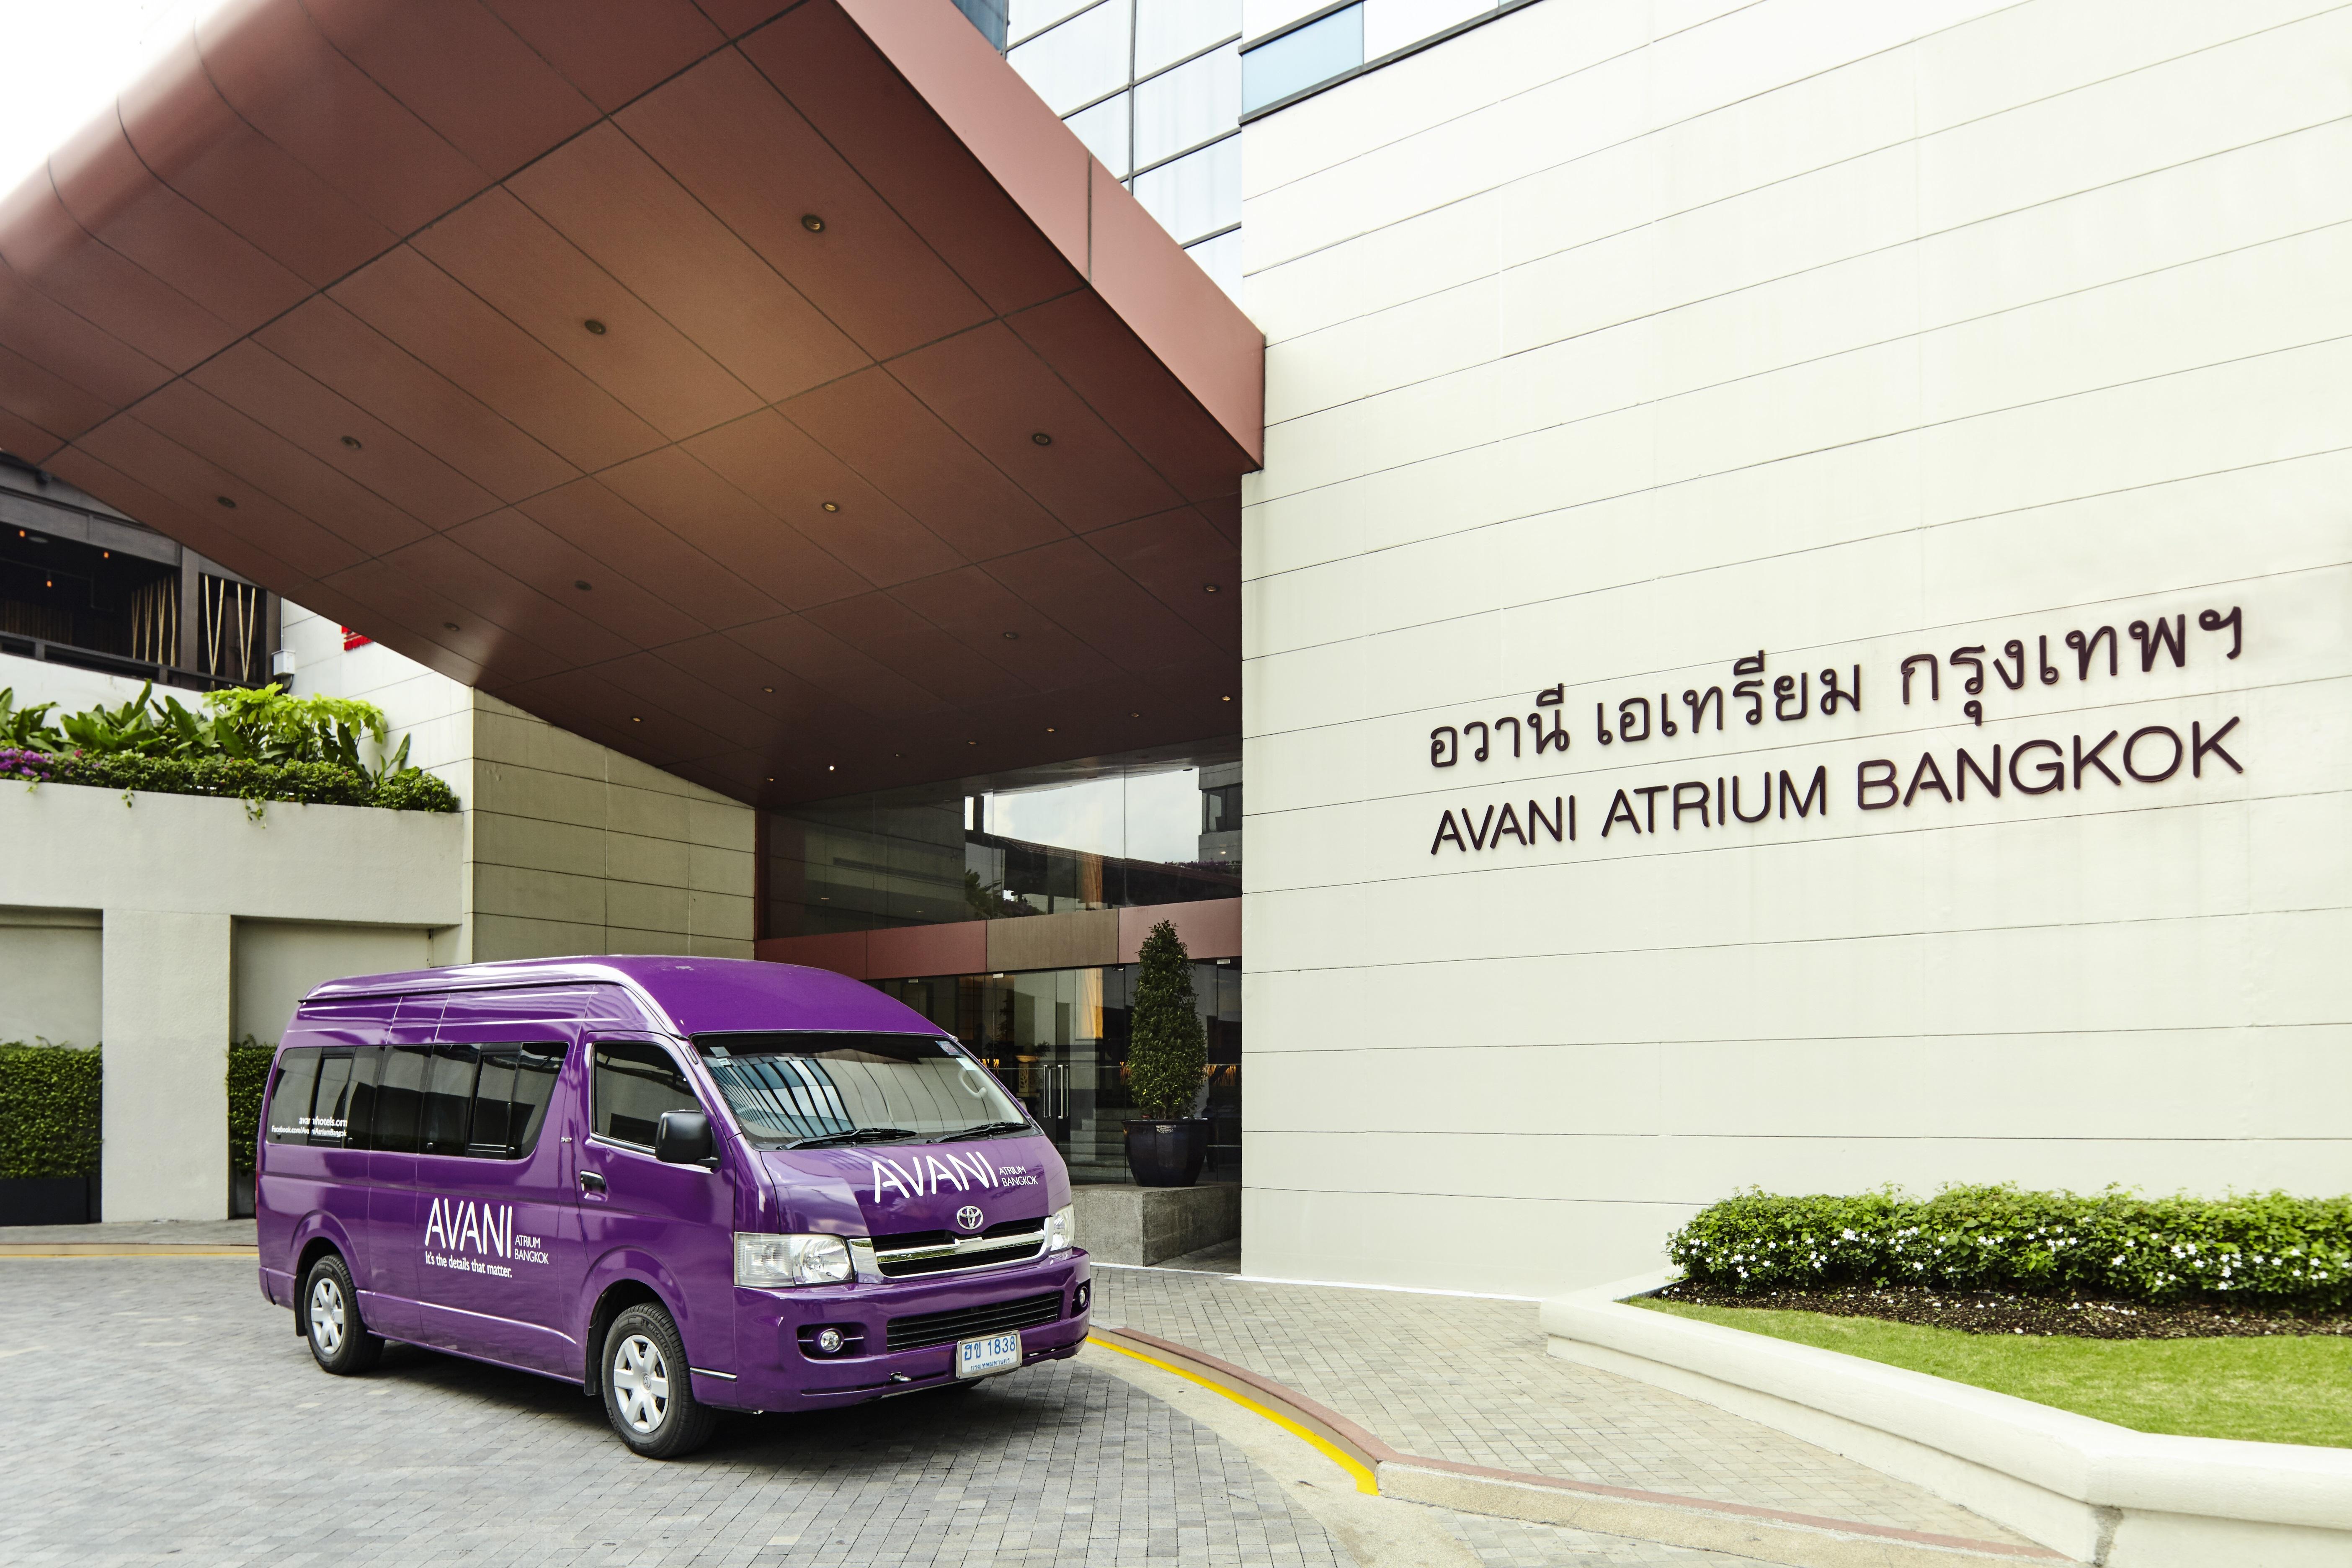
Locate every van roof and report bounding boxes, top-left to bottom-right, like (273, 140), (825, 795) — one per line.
(302, 955), (938, 1039)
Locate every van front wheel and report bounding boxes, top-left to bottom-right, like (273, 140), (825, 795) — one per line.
(601, 1303), (716, 1459)
(303, 1254), (383, 1375)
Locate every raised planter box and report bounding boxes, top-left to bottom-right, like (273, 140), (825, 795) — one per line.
(0, 1176), (99, 1225)
(1073, 1181), (1239, 1266)
(1543, 1271), (2352, 1568)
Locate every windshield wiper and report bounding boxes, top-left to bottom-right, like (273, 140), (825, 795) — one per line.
(787, 1127), (922, 1149)
(938, 1120), (1036, 1142)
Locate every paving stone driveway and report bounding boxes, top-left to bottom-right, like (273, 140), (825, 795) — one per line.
(3, 1258), (1349, 1568)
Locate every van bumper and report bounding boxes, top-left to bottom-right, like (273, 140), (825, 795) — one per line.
(714, 1250), (1093, 1412)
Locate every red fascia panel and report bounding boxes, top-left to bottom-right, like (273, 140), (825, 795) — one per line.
(755, 931), (872, 980)
(1119, 900), (1240, 965)
(838, 0), (1263, 469)
(867, 920), (988, 982)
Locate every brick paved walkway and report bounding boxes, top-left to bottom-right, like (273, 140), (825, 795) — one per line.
(4, 1256), (1808, 1567)
(1092, 1266), (2040, 1550)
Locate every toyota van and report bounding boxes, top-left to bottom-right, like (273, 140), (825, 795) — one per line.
(254, 957), (1091, 1457)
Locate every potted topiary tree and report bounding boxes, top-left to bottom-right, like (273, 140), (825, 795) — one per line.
(1123, 919), (1209, 1187)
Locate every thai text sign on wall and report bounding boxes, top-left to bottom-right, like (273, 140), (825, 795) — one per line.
(1426, 604), (2246, 855)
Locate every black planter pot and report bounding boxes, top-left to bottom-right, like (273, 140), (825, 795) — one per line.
(0, 1175), (98, 1226)
(1124, 1119), (1209, 1188)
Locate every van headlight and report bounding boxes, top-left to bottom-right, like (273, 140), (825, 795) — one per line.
(1044, 1204), (1074, 1252)
(735, 1232), (854, 1287)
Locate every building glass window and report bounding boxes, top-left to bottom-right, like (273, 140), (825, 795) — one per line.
(1136, 0), (1241, 76)
(1364, 0), (1496, 60)
(764, 739), (1240, 939)
(1009, 0), (1098, 43)
(1241, 3), (1363, 113)
(1184, 228), (1243, 301)
(873, 957), (1242, 1183)
(1132, 134), (1241, 245)
(1134, 43), (1240, 168)
(1008, 0), (1132, 115)
(1065, 90), (1132, 177)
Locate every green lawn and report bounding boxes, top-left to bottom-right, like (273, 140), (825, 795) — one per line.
(1632, 1300), (2352, 1449)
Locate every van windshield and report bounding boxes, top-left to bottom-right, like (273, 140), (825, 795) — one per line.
(694, 1033), (1033, 1149)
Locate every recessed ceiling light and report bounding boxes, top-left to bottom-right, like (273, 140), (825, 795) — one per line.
(1221, 695), (1231, 701)
(340, 435), (363, 450)
(801, 213), (826, 233)
(443, 621), (459, 631)
(215, 495), (236, 508)
(767, 776), (775, 782)
(761, 685), (774, 693)
(575, 579), (593, 591)
(631, 716), (642, 723)
(1203, 583), (1220, 593)
(1045, 727), (1055, 733)
(1130, 712), (1140, 718)
(828, 764), (835, 771)
(820, 501), (840, 513)
(583, 318), (607, 335)
(1031, 431), (1052, 446)
(967, 740), (976, 746)
(1001, 631), (1019, 640)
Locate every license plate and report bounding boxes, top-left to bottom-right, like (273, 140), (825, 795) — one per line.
(955, 1330), (1022, 1378)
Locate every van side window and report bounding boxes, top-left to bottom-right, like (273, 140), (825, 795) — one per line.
(315, 1050), (374, 1148)
(372, 1046), (428, 1153)
(593, 1041), (699, 1149)
(467, 1046), (562, 1160)
(420, 1044), (478, 1157)
(265, 1050), (321, 1144)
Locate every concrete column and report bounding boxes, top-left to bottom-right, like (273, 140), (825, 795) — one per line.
(100, 910), (232, 1221)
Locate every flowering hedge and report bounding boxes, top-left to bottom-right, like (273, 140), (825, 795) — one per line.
(1667, 1186), (2352, 1312)
(0, 748), (456, 813)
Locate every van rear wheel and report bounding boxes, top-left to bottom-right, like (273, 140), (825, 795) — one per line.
(601, 1303), (716, 1459)
(303, 1254), (383, 1375)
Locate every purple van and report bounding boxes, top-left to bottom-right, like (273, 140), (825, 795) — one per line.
(254, 956), (1091, 1457)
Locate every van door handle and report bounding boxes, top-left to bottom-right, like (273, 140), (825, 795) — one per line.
(577, 1171), (606, 1194)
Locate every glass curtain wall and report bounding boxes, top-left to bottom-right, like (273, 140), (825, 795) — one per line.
(1006, 0), (1244, 299)
(876, 958), (1242, 1181)
(765, 740), (1240, 938)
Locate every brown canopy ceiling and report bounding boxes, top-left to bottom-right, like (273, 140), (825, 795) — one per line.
(0, 0), (1260, 805)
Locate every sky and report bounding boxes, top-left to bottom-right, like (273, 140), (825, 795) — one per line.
(0, 0), (218, 203)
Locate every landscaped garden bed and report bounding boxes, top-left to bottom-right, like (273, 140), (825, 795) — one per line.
(1, 682), (456, 812)
(1638, 1182), (2352, 1447)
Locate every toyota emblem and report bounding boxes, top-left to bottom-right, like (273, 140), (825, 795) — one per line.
(955, 1205), (985, 1232)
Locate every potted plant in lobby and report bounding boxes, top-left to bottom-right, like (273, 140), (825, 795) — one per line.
(1124, 920), (1209, 1187)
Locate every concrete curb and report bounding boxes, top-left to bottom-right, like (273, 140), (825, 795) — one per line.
(1542, 1271), (2352, 1568)
(1089, 1324), (2059, 1566)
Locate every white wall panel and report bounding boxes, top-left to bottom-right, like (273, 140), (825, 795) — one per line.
(1240, 0), (2352, 1293)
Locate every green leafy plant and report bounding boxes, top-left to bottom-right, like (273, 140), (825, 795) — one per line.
(1668, 1185), (2352, 1313)
(227, 1037), (275, 1178)
(0, 1042), (103, 1180)
(1126, 920), (1206, 1119)
(0, 683), (455, 812)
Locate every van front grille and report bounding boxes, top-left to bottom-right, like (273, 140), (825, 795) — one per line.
(885, 1289), (1064, 1353)
(869, 1219), (1046, 1278)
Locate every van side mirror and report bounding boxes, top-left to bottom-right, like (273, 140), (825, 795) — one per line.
(654, 1109), (712, 1165)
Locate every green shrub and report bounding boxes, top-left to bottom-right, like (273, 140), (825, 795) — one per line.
(0, 1042), (102, 1179)
(1126, 920), (1206, 1118)
(1669, 1186), (2352, 1313)
(371, 767), (459, 813)
(227, 1039), (274, 1178)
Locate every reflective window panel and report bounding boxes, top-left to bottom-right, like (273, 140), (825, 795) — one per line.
(765, 739), (1240, 938)
(1009, 0), (1133, 115)
(1132, 133), (1241, 246)
(1364, 0), (1494, 59)
(1135, 42), (1240, 169)
(873, 957), (1243, 1182)
(1136, 0), (1240, 76)
(1185, 228), (1243, 303)
(1010, 0), (1098, 44)
(1065, 90), (1132, 178)
(1240, 3), (1362, 113)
